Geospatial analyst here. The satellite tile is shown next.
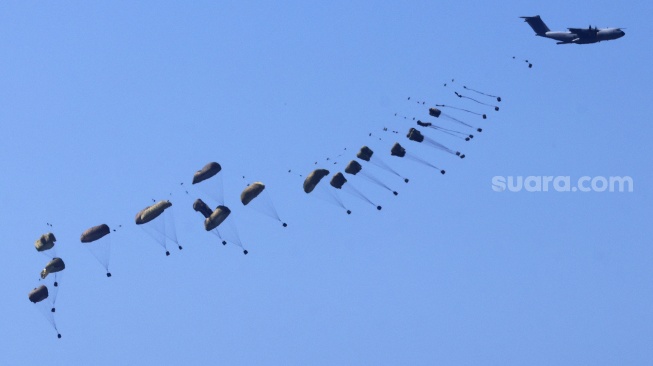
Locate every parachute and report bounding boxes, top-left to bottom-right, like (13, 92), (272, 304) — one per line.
(80, 224), (112, 277)
(135, 200), (172, 225)
(303, 169), (330, 194)
(391, 142), (446, 174)
(135, 200), (181, 256)
(192, 199), (212, 219)
(205, 205), (231, 231)
(356, 146), (409, 183)
(240, 182), (287, 227)
(429, 107), (483, 133)
(330, 172), (382, 210)
(463, 85), (502, 102)
(434, 104), (487, 119)
(35, 233), (56, 255)
(28, 285), (61, 338)
(407, 127), (465, 158)
(191, 162), (224, 205)
(192, 162), (222, 184)
(303, 168), (351, 214)
(29, 285), (49, 303)
(204, 205), (248, 255)
(345, 160), (398, 196)
(454, 91), (499, 111)
(40, 258), (65, 283)
(241, 182), (265, 205)
(416, 120), (475, 141)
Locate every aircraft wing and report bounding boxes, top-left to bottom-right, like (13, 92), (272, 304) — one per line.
(568, 27), (598, 35)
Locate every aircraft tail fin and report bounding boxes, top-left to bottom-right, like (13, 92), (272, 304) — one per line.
(520, 15), (550, 35)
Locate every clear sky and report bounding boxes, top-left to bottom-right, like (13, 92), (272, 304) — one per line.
(1, 1), (651, 365)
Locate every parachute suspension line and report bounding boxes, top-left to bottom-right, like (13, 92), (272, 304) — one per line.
(210, 228), (228, 246)
(259, 189), (287, 227)
(454, 91), (500, 111)
(221, 218), (248, 255)
(424, 124), (474, 141)
(165, 207), (182, 251)
(342, 184), (382, 211)
(139, 221), (169, 256)
(361, 171), (398, 196)
(370, 158), (409, 183)
(435, 104), (487, 119)
(326, 186), (351, 214)
(405, 155), (445, 174)
(309, 179), (351, 214)
(462, 85), (501, 102)
(422, 136), (465, 158)
(86, 233), (111, 276)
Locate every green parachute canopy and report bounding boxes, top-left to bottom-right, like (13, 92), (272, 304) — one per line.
(193, 199), (212, 218)
(303, 169), (330, 193)
(241, 182), (265, 206)
(80, 224), (110, 243)
(192, 162), (222, 184)
(356, 146), (374, 162)
(41, 258), (65, 279)
(28, 285), (49, 303)
(35, 233), (56, 252)
(205, 205), (231, 231)
(344, 160), (362, 175)
(135, 200), (172, 225)
(330, 172), (347, 189)
(391, 142), (406, 157)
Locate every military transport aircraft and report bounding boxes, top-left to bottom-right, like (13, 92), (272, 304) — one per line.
(520, 15), (625, 44)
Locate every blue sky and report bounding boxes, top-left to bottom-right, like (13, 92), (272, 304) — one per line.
(1, 1), (651, 365)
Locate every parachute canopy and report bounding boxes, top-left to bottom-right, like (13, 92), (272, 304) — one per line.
(391, 143), (406, 157)
(356, 146), (374, 161)
(429, 108), (442, 118)
(80, 224), (110, 243)
(29, 285), (49, 303)
(35, 233), (56, 252)
(344, 160), (362, 175)
(407, 128), (425, 143)
(193, 199), (212, 219)
(241, 182), (265, 206)
(41, 258), (65, 279)
(330, 172), (347, 189)
(135, 200), (172, 225)
(205, 205), (231, 231)
(303, 169), (330, 193)
(192, 162), (222, 185)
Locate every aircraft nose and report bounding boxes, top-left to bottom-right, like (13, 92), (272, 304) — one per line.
(620, 30), (625, 37)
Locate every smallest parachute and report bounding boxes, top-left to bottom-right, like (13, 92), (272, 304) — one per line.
(40, 258), (65, 280)
(35, 233), (56, 252)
